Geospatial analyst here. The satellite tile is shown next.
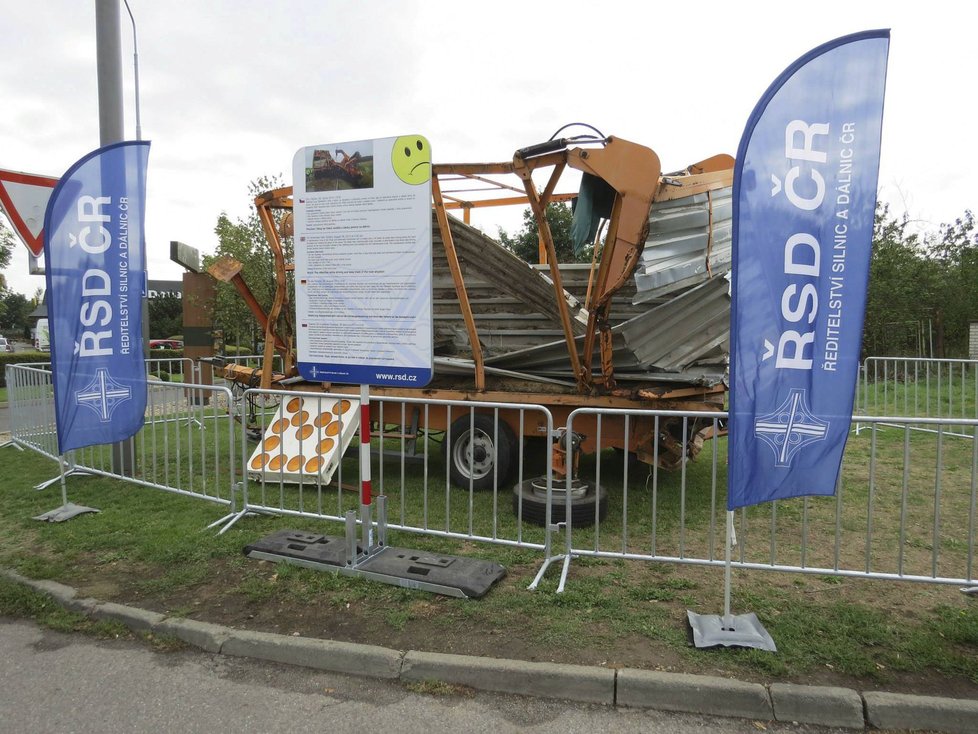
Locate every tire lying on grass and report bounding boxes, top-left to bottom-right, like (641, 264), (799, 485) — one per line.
(512, 476), (607, 527)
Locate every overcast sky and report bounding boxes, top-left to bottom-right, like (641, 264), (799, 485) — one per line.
(1, 1), (974, 298)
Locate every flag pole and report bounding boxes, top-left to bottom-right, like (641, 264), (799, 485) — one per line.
(723, 509), (733, 627)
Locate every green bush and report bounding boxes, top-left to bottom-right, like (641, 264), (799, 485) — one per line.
(147, 348), (184, 360)
(148, 370), (171, 382)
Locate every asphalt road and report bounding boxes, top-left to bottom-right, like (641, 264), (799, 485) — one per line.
(0, 620), (852, 734)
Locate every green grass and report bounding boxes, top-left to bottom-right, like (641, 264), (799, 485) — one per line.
(0, 576), (128, 638)
(857, 364), (978, 421)
(2, 412), (978, 689)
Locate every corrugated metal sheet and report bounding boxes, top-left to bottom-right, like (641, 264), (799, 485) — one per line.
(619, 276), (730, 370)
(531, 263), (649, 325)
(433, 214), (587, 356)
(633, 186), (733, 304)
(432, 186), (732, 389)
(486, 276), (729, 384)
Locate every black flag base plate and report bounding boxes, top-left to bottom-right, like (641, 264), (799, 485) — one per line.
(244, 528), (507, 599)
(686, 610), (777, 651)
(33, 503), (100, 523)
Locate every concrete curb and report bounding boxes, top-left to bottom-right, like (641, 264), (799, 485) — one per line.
(402, 650), (614, 704)
(864, 691), (978, 734)
(0, 569), (98, 615)
(617, 668), (772, 720)
(4, 570), (978, 733)
(90, 601), (166, 632)
(221, 628), (403, 680)
(770, 682), (864, 729)
(153, 617), (230, 654)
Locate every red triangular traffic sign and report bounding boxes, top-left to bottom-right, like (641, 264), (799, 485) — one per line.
(0, 168), (59, 257)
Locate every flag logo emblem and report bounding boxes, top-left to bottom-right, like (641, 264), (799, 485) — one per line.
(754, 388), (829, 467)
(75, 368), (133, 423)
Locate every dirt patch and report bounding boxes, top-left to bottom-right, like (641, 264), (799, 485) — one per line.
(59, 547), (978, 701)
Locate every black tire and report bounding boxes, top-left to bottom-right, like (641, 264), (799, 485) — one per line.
(512, 477), (607, 527)
(444, 413), (516, 491)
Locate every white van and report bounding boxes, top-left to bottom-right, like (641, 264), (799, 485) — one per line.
(34, 318), (49, 351)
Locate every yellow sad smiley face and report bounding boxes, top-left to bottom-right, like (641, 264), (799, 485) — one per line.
(391, 135), (431, 185)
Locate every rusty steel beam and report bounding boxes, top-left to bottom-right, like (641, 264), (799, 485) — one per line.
(254, 195), (295, 386)
(512, 154), (583, 390)
(431, 173), (486, 391)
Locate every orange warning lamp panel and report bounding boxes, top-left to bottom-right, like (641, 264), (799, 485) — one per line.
(247, 395), (359, 485)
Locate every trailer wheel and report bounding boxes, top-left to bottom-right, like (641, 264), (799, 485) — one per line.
(511, 477), (607, 527)
(445, 414), (515, 490)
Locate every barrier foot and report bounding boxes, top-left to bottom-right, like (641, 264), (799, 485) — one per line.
(527, 553), (567, 591)
(345, 510), (360, 567)
(211, 509), (249, 535)
(556, 552), (573, 593)
(33, 503), (99, 523)
(0, 439), (24, 451)
(34, 468), (93, 492)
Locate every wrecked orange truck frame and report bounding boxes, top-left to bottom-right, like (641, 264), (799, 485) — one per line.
(211, 134), (734, 484)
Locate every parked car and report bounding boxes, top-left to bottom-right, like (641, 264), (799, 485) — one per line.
(149, 339), (183, 350)
(0, 337), (12, 352)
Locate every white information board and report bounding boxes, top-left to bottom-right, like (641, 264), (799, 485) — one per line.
(292, 136), (433, 387)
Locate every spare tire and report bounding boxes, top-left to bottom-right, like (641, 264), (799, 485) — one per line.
(512, 476), (607, 527)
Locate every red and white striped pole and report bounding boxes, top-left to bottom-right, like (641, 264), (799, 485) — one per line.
(359, 383), (372, 552)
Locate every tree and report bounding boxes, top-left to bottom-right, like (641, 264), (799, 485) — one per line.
(863, 204), (977, 358)
(0, 220), (14, 326)
(205, 175), (293, 353)
(926, 210), (977, 356)
(864, 203), (932, 356)
(0, 220), (13, 286)
(498, 203), (592, 264)
(0, 291), (32, 337)
(147, 293), (183, 339)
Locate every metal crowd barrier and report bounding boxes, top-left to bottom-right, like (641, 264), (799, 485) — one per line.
(146, 356), (195, 383)
(222, 387), (554, 552)
(859, 357), (978, 438)
(5, 363), (58, 460)
(553, 407), (978, 590)
(9, 359), (978, 593)
(5, 362), (237, 510)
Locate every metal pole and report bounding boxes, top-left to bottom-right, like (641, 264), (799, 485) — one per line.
(95, 0), (124, 145)
(722, 510), (734, 628)
(96, 0), (140, 475)
(360, 384), (373, 552)
(122, 0), (141, 141)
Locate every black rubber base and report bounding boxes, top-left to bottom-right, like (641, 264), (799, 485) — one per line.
(244, 529), (506, 598)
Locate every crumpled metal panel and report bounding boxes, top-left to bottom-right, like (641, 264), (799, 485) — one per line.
(433, 214), (589, 356)
(487, 277), (730, 382)
(633, 187), (733, 304)
(619, 276), (731, 371)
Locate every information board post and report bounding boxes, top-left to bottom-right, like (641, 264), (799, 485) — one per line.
(292, 135), (434, 556)
(359, 383), (373, 551)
